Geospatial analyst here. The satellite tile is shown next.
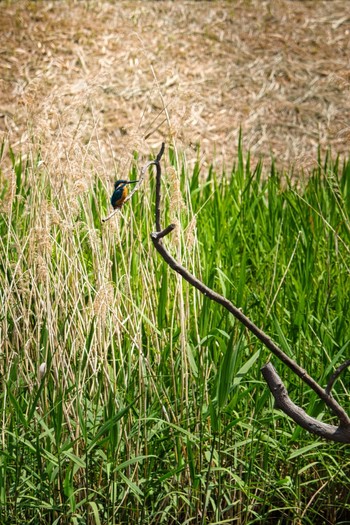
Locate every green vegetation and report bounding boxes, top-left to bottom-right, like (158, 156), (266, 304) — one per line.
(1, 142), (350, 524)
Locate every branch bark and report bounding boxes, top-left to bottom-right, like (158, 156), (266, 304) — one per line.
(325, 359), (350, 396)
(149, 143), (350, 442)
(262, 363), (350, 443)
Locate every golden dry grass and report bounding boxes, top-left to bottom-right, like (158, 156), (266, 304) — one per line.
(1, 0), (349, 176)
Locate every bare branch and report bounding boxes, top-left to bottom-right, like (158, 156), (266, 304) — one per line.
(151, 224), (176, 240)
(325, 359), (350, 395)
(149, 143), (350, 440)
(102, 208), (119, 223)
(154, 143), (165, 232)
(261, 363), (350, 443)
(124, 161), (154, 205)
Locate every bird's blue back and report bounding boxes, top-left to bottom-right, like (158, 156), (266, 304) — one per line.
(111, 184), (127, 208)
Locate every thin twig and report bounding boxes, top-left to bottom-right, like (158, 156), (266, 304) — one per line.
(102, 208), (119, 223)
(325, 359), (350, 395)
(154, 142), (165, 232)
(124, 160), (153, 205)
(151, 223), (176, 240)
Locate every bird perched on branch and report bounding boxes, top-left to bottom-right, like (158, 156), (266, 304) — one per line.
(110, 180), (138, 209)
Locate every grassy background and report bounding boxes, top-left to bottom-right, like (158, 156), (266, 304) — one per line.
(1, 141), (350, 524)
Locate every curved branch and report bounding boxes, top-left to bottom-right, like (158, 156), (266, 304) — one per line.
(325, 359), (350, 396)
(148, 143), (350, 440)
(262, 363), (350, 443)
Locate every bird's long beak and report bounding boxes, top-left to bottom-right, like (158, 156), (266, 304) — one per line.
(126, 180), (138, 184)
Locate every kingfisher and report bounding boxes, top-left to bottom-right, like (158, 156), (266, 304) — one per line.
(110, 179), (138, 209)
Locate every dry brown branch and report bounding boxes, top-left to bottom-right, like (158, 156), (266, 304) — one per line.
(102, 208), (119, 223)
(261, 363), (350, 443)
(325, 359), (350, 396)
(149, 143), (350, 443)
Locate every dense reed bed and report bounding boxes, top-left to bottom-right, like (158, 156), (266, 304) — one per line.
(1, 142), (350, 524)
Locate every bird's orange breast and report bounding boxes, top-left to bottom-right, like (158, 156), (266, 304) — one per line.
(114, 186), (128, 208)
(122, 186), (128, 200)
